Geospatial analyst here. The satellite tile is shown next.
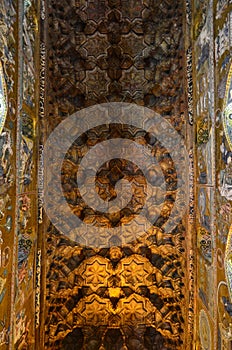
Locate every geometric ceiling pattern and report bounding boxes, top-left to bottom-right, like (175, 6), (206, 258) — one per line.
(44, 1), (188, 349)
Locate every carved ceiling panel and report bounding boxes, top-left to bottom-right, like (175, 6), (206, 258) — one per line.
(44, 1), (188, 349)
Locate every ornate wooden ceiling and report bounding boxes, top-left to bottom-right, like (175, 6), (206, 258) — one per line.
(43, 1), (189, 349)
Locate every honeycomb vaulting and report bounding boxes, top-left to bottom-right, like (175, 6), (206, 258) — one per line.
(44, 1), (188, 349)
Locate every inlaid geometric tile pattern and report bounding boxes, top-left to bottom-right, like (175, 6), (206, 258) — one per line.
(44, 1), (187, 349)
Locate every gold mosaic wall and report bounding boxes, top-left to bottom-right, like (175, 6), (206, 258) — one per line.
(193, 0), (232, 349)
(0, 0), (40, 349)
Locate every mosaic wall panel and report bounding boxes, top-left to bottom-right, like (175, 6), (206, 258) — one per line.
(41, 0), (191, 349)
(194, 1), (215, 186)
(193, 0), (232, 349)
(0, 1), (17, 348)
(0, 0), (40, 347)
(216, 67), (232, 349)
(12, 0), (40, 348)
(214, 1), (232, 349)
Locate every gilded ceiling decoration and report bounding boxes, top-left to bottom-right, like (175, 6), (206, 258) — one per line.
(43, 0), (188, 349)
